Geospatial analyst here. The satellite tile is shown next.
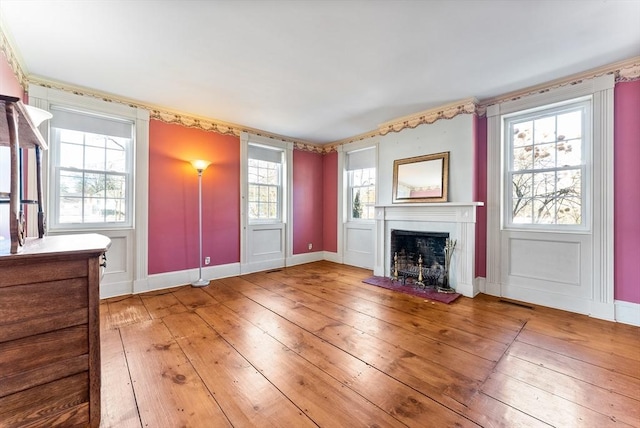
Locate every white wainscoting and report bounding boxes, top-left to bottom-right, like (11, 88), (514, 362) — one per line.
(343, 221), (375, 269)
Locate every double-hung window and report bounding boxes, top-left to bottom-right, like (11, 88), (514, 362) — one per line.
(346, 147), (376, 220)
(504, 97), (590, 229)
(247, 144), (283, 222)
(49, 106), (134, 229)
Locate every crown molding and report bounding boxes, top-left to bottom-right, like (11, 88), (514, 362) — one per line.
(25, 76), (327, 152)
(378, 97), (479, 135)
(0, 22), (28, 90)
(477, 56), (640, 115)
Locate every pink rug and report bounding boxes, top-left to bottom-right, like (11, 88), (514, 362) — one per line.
(362, 276), (461, 304)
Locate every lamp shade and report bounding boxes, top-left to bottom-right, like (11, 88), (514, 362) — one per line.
(24, 105), (53, 126)
(191, 159), (211, 172)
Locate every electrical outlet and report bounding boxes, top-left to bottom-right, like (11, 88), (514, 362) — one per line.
(308, 243), (313, 250)
(204, 256), (211, 265)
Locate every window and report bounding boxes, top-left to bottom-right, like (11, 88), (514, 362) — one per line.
(346, 147), (376, 220)
(50, 106), (134, 229)
(248, 144), (282, 222)
(504, 98), (590, 228)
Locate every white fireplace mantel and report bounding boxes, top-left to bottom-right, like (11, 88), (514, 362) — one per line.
(373, 202), (483, 297)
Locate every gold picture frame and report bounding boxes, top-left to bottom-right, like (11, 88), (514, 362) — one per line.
(392, 151), (449, 203)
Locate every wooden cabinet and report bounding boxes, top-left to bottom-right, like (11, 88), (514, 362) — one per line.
(0, 233), (110, 427)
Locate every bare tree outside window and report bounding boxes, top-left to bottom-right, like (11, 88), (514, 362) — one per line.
(507, 104), (586, 226)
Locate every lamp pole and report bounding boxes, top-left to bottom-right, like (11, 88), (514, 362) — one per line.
(191, 160), (211, 287)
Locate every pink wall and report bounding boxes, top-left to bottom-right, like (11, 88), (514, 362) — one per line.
(322, 151), (338, 252)
(0, 53), (24, 98)
(148, 120), (240, 274)
(474, 115), (487, 278)
(614, 80), (640, 304)
(292, 149), (324, 254)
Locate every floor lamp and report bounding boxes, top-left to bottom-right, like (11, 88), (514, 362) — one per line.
(191, 159), (211, 287)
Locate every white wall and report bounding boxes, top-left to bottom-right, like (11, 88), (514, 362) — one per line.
(377, 114), (475, 204)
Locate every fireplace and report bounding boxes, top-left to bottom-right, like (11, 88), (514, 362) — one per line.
(373, 202), (483, 297)
(390, 230), (449, 286)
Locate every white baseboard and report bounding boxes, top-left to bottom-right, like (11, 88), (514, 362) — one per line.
(615, 300), (640, 326)
(322, 251), (342, 264)
(100, 280), (135, 299)
(287, 251), (324, 266)
(475, 277), (486, 295)
(100, 263), (242, 299)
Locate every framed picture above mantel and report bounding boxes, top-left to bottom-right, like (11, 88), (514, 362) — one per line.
(392, 151), (449, 203)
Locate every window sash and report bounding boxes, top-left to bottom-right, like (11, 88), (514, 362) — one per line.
(50, 110), (134, 230)
(346, 146), (376, 221)
(248, 152), (282, 222)
(503, 99), (590, 230)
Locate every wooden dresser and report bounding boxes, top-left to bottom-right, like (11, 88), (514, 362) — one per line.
(0, 233), (110, 427)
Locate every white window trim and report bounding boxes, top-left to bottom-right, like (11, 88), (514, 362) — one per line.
(240, 132), (293, 265)
(28, 84), (150, 291)
(336, 140), (378, 265)
(485, 74), (615, 320)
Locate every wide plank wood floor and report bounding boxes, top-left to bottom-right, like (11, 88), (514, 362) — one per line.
(100, 261), (640, 427)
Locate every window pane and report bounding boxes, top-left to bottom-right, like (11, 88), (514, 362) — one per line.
(533, 171), (556, 197)
(557, 139), (581, 167)
(106, 147), (126, 172)
(533, 143), (555, 169)
(557, 197), (581, 224)
(60, 170), (83, 196)
(512, 121), (533, 147)
(85, 197), (105, 223)
(533, 198), (555, 224)
(85, 173), (106, 198)
(512, 198), (532, 223)
(557, 110), (582, 141)
(59, 197), (82, 223)
(557, 169), (581, 198)
(513, 146), (533, 171)
(105, 198), (126, 222)
(85, 145), (105, 171)
(534, 116), (556, 144)
(512, 173), (533, 199)
(60, 142), (84, 169)
(106, 175), (126, 198)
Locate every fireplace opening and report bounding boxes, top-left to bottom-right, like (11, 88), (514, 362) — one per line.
(390, 229), (449, 286)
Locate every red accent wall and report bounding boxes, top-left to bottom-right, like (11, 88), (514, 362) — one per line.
(322, 151), (338, 252)
(0, 54), (24, 98)
(292, 149), (324, 254)
(614, 80), (640, 304)
(148, 120), (240, 274)
(474, 115), (487, 278)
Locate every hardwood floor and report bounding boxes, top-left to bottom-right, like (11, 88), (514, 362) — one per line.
(99, 261), (640, 427)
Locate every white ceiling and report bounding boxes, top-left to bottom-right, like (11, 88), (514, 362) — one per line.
(1, 0), (639, 144)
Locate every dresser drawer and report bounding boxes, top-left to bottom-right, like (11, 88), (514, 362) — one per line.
(0, 278), (88, 343)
